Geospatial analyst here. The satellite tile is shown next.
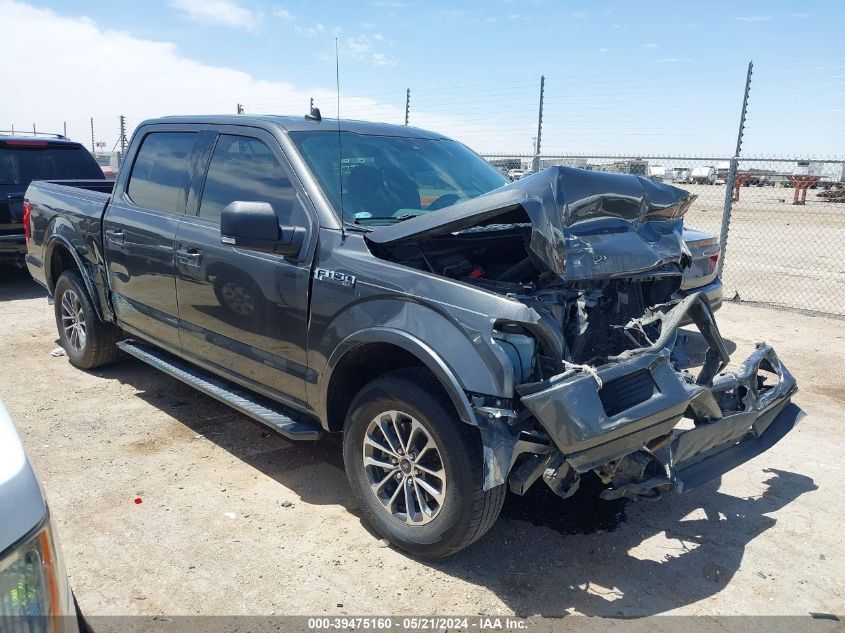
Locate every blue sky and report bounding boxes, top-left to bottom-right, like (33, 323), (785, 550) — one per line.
(2, 0), (842, 155)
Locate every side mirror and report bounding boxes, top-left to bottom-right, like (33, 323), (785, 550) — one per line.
(220, 201), (305, 257)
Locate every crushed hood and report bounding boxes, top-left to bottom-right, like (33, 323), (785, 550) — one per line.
(366, 166), (696, 281)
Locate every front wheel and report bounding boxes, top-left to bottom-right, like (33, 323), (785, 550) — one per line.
(343, 368), (505, 558)
(54, 271), (121, 369)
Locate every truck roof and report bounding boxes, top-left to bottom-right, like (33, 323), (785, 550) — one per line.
(0, 136), (84, 147)
(143, 115), (446, 139)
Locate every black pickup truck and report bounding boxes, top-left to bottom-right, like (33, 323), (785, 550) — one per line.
(25, 115), (801, 557)
(1, 136), (103, 266)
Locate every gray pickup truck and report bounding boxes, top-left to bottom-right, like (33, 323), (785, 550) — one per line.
(24, 114), (799, 558)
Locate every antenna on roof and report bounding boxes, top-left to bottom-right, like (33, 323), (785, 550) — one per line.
(335, 37), (346, 239)
(305, 96), (321, 121)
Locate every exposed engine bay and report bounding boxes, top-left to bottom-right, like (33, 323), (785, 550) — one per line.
(364, 167), (802, 502)
(368, 222), (685, 371)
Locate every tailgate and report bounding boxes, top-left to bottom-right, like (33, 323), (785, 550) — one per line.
(0, 187), (25, 236)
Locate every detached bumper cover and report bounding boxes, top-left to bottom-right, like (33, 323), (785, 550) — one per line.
(517, 293), (801, 497)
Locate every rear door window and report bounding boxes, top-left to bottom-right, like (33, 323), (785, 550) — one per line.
(127, 132), (198, 213)
(0, 144), (103, 185)
(198, 134), (307, 227)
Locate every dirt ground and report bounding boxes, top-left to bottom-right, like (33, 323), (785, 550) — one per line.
(1, 267), (843, 618)
(680, 183), (845, 316)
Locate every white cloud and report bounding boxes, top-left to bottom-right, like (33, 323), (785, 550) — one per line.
(0, 1), (401, 147)
(272, 5), (390, 65)
(273, 6), (294, 22)
(598, 48), (609, 54)
(344, 34), (395, 66)
(735, 15), (773, 22)
(273, 7), (334, 39)
(169, 0), (259, 30)
(0, 1), (537, 154)
(296, 22), (326, 36)
(643, 43), (659, 48)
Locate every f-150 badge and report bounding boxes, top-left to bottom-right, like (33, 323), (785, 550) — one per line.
(314, 268), (356, 288)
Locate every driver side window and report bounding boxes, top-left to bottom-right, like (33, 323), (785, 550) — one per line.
(199, 134), (307, 227)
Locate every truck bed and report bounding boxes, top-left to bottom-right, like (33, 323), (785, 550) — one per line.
(24, 179), (115, 314)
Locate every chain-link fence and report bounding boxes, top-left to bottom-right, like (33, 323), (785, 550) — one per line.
(483, 153), (845, 317)
(13, 61), (844, 316)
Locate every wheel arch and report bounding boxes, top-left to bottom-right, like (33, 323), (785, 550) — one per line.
(44, 236), (109, 322)
(320, 328), (477, 433)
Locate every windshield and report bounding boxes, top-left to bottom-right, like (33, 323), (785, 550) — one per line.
(289, 131), (508, 225)
(0, 144), (103, 186)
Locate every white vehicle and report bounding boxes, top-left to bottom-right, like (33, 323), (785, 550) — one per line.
(0, 400), (78, 630)
(647, 164), (666, 181)
(691, 166), (716, 185)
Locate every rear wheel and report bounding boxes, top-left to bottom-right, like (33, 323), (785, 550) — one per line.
(54, 271), (121, 369)
(343, 368), (505, 558)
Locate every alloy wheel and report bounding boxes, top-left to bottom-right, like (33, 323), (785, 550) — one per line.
(60, 289), (86, 352)
(362, 410), (447, 525)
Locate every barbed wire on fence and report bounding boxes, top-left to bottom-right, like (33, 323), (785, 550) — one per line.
(12, 57), (844, 317)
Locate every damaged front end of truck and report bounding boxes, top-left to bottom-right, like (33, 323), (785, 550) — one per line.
(365, 166), (803, 502)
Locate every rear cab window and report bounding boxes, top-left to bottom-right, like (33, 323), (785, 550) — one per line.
(126, 132), (198, 213)
(0, 142), (103, 186)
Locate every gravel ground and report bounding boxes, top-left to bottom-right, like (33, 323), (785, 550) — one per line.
(679, 183), (845, 316)
(0, 267), (843, 618)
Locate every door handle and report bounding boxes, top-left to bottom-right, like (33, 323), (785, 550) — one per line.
(104, 228), (124, 244)
(176, 247), (202, 266)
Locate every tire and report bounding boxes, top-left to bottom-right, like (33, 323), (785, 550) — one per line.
(54, 270), (121, 369)
(343, 368), (505, 558)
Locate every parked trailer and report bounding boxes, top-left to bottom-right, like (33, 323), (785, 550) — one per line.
(691, 166), (716, 185)
(647, 165), (666, 181)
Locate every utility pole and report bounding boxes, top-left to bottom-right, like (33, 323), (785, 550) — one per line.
(33, 123), (37, 137)
(236, 103), (244, 114)
(404, 88), (410, 126)
(717, 61), (753, 277)
(63, 121), (67, 138)
(118, 115), (127, 163)
(90, 117), (95, 153)
(531, 75), (545, 173)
